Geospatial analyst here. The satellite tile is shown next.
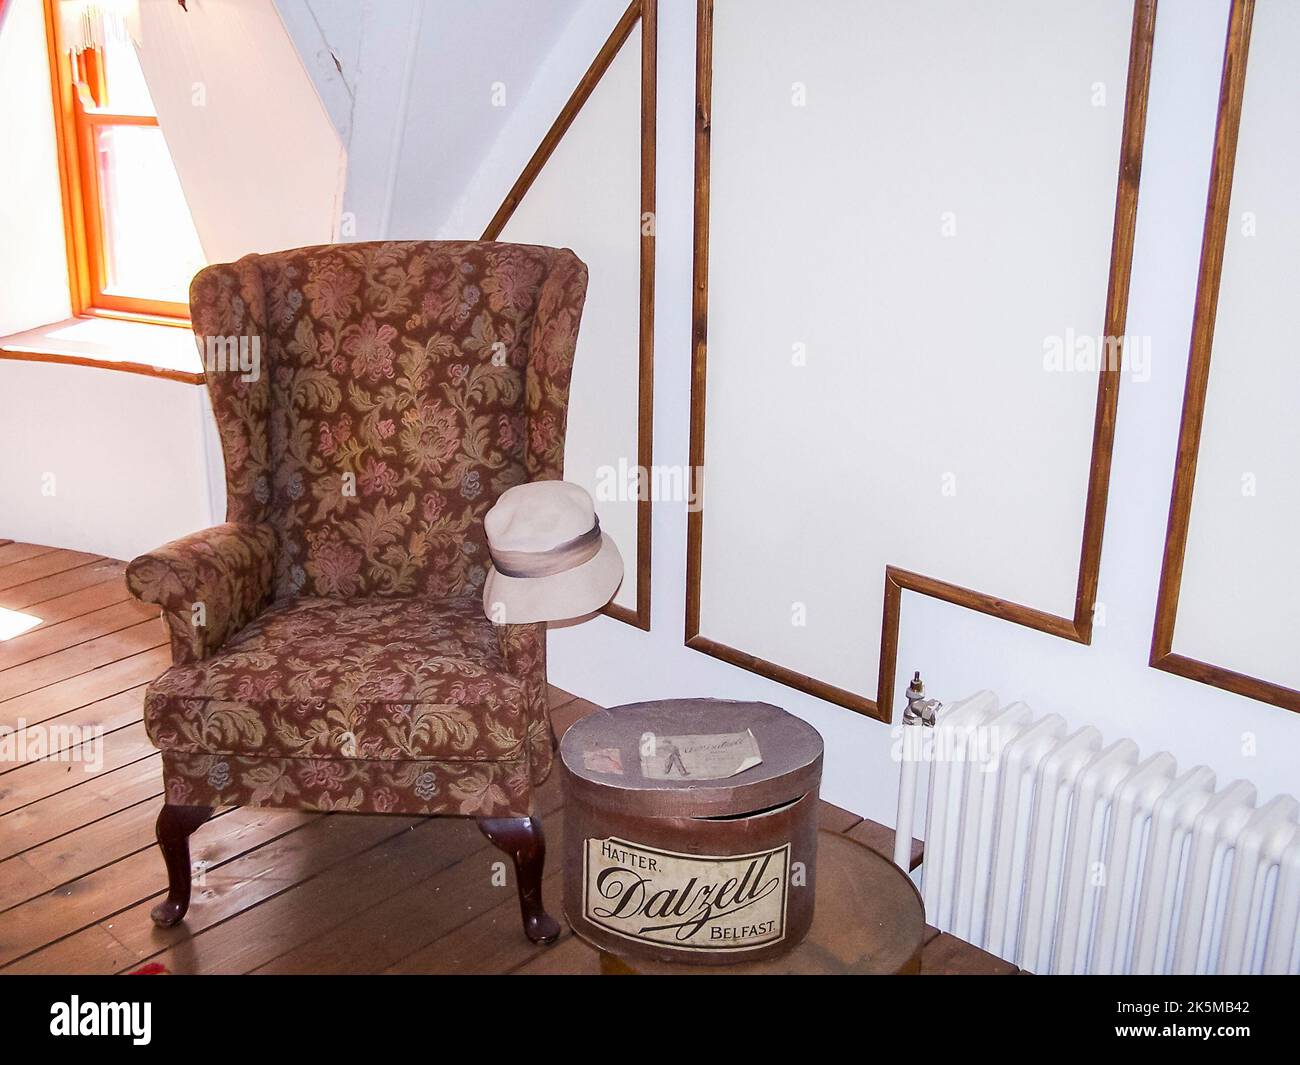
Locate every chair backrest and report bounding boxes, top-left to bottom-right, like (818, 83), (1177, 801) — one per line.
(191, 240), (588, 600)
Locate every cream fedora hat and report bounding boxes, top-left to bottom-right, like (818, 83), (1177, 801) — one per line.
(483, 481), (623, 624)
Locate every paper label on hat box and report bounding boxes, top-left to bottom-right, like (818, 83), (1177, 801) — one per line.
(583, 837), (788, 951)
(639, 729), (762, 780)
(581, 746), (624, 775)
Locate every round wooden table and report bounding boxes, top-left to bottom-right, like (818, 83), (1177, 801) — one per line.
(592, 829), (927, 975)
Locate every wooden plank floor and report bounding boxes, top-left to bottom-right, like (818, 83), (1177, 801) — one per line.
(0, 543), (1015, 975)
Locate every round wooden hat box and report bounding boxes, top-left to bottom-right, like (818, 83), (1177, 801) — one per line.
(559, 698), (824, 965)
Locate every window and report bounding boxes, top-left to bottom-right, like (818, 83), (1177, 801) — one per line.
(44, 0), (205, 321)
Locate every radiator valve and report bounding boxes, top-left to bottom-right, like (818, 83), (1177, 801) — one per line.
(902, 671), (941, 727)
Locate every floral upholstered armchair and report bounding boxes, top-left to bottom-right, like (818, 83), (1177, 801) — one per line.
(126, 241), (587, 944)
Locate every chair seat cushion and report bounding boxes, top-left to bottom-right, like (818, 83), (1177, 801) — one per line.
(144, 595), (531, 763)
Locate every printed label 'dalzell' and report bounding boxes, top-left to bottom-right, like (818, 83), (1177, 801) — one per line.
(583, 837), (789, 951)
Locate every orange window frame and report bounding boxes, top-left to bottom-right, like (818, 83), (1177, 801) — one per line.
(42, 0), (190, 323)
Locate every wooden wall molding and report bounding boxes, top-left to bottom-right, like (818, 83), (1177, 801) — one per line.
(1148, 0), (1299, 713)
(0, 347), (203, 386)
(482, 0), (655, 631)
(686, 0), (1157, 722)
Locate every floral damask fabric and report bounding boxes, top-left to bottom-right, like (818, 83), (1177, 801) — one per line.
(125, 522), (277, 665)
(160, 751), (531, 816)
(128, 241), (586, 818)
(191, 240), (587, 601)
(144, 595), (540, 762)
(494, 619), (552, 778)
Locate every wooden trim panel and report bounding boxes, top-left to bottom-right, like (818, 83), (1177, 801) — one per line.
(483, 0), (656, 631)
(0, 346), (203, 386)
(1148, 0), (1299, 713)
(686, 0), (1158, 721)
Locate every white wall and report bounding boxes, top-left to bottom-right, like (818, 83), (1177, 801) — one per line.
(546, 0), (1300, 826)
(0, 361), (215, 561)
(0, 0), (72, 335)
(0, 0), (340, 561)
(0, 0), (212, 561)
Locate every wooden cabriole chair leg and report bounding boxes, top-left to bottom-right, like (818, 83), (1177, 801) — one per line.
(151, 803), (214, 928)
(478, 815), (562, 945)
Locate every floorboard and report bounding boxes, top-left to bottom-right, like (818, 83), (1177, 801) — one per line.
(132, 814), (424, 975)
(0, 646), (171, 731)
(0, 598), (156, 670)
(4, 795), (163, 909)
(0, 685), (148, 772)
(0, 756), (163, 861)
(0, 550), (104, 592)
(0, 544), (59, 567)
(0, 559), (127, 611)
(0, 619), (164, 702)
(0, 543), (1011, 975)
(0, 720), (156, 817)
(0, 805), (306, 968)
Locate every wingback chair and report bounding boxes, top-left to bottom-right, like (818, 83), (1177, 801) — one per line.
(126, 241), (588, 945)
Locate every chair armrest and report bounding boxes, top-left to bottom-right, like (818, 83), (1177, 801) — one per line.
(126, 522), (277, 665)
(496, 621), (547, 680)
(495, 621), (554, 771)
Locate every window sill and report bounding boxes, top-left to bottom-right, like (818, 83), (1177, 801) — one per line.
(0, 316), (203, 384)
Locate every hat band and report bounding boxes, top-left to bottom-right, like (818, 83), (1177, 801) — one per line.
(490, 518), (602, 579)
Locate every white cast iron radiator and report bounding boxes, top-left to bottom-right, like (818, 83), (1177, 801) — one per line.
(893, 688), (1300, 974)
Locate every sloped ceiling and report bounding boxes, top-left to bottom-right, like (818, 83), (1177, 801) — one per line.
(138, 0), (345, 263)
(277, 0), (627, 240)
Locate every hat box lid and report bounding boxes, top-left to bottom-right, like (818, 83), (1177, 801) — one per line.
(559, 698), (823, 819)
